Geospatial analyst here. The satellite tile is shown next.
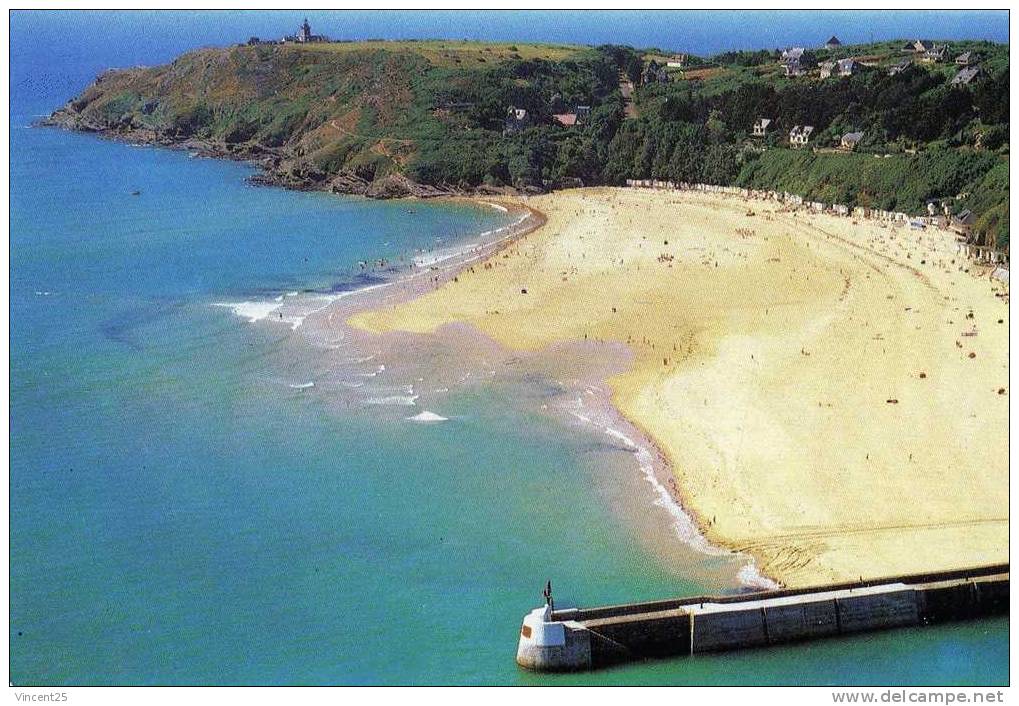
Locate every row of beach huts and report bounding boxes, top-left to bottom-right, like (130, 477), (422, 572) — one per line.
(623, 179), (1010, 272)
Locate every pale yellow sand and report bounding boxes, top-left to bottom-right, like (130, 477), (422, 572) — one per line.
(350, 188), (1009, 587)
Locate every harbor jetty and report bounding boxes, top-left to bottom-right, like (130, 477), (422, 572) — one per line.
(516, 565), (1008, 672)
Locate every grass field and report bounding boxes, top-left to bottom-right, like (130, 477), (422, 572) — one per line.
(291, 39), (588, 67)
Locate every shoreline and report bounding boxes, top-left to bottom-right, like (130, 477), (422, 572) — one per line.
(348, 186), (1009, 588)
(38, 118), (527, 201)
(338, 195), (783, 590)
(215, 182), (771, 589)
(78, 104), (1000, 589)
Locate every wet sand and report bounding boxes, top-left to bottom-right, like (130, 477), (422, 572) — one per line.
(348, 187), (1009, 587)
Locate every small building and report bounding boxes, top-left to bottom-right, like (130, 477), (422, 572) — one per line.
(503, 106), (532, 135)
(825, 35), (842, 50)
(955, 51), (978, 66)
(553, 105), (591, 128)
(781, 50), (809, 77)
(789, 125), (814, 147)
(906, 39), (935, 54)
(923, 44), (949, 63)
(952, 209), (977, 236)
(952, 66), (982, 86)
(837, 58), (858, 76)
(819, 60), (836, 79)
(284, 18), (328, 43)
(666, 54), (687, 68)
(785, 57), (804, 76)
(888, 58), (912, 76)
(752, 118), (772, 137)
(840, 131), (864, 150)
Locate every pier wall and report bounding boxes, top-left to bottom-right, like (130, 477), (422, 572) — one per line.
(518, 565), (1008, 671)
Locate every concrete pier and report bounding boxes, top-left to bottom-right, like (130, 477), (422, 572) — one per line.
(516, 564), (1008, 672)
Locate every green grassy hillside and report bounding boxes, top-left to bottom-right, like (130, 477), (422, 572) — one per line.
(49, 37), (1009, 250)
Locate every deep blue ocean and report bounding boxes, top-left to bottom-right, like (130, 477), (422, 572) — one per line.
(9, 11), (1008, 686)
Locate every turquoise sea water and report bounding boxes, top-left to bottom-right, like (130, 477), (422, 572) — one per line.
(10, 11), (1008, 686)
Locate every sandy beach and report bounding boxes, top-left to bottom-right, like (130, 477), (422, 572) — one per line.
(349, 187), (1009, 588)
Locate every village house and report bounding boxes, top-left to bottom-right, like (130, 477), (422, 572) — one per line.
(789, 125), (814, 148)
(752, 118), (772, 137)
(819, 60), (836, 78)
(284, 18), (328, 43)
(666, 54), (687, 68)
(955, 51), (978, 66)
(840, 131), (864, 150)
(781, 47), (806, 76)
(503, 106), (532, 135)
(905, 39), (934, 54)
(553, 105), (591, 128)
(952, 66), (982, 86)
(923, 44), (949, 63)
(825, 35), (842, 50)
(952, 209), (977, 237)
(949, 207), (974, 227)
(888, 58), (912, 76)
(784, 58), (804, 76)
(837, 58), (858, 76)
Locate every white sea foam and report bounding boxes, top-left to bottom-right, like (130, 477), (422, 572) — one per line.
(411, 211), (529, 269)
(214, 282), (392, 331)
(289, 382), (315, 389)
(482, 201), (509, 213)
(213, 301), (281, 323)
(407, 411), (448, 422)
(738, 563), (781, 590)
(357, 364), (386, 378)
(567, 397), (778, 588)
(364, 394), (419, 406)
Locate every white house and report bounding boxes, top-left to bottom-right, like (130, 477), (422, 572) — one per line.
(840, 131), (864, 150)
(923, 44), (949, 63)
(955, 51), (977, 66)
(789, 125), (814, 147)
(753, 118), (772, 137)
